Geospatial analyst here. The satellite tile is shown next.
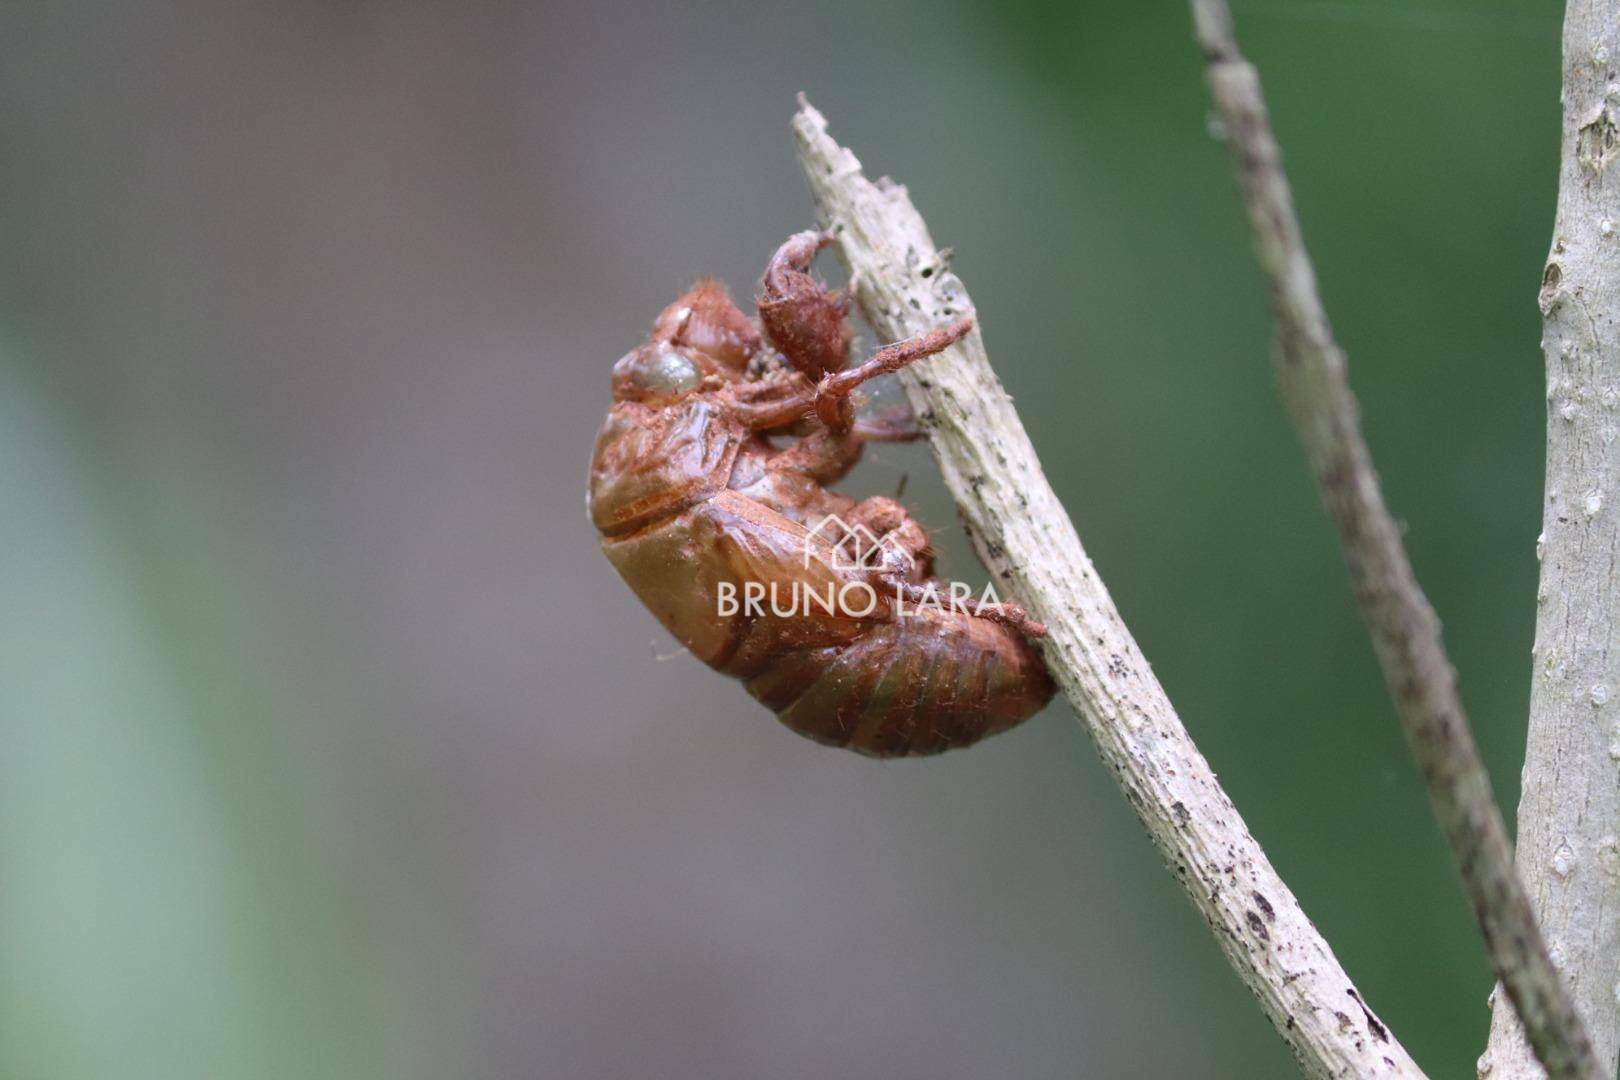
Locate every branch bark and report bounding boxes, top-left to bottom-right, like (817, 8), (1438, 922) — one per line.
(1483, 4), (1620, 1077)
(794, 97), (1424, 1080)
(1188, 3), (1600, 1079)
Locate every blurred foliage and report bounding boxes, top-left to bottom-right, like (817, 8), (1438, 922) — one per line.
(0, 361), (468, 1079)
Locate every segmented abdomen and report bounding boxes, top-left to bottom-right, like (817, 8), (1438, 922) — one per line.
(748, 612), (1051, 756)
(597, 487), (1052, 757)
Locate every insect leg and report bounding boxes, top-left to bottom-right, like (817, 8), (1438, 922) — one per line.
(813, 318), (974, 431)
(841, 495), (933, 580)
(888, 578), (1048, 639)
(851, 405), (922, 443)
(757, 230), (852, 382)
(764, 428), (864, 485)
(731, 392), (810, 431)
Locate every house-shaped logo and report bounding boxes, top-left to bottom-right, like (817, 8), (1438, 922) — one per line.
(803, 514), (916, 574)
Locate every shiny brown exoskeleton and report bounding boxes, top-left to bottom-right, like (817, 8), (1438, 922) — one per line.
(588, 231), (1054, 756)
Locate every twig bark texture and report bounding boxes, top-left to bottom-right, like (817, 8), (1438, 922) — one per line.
(1484, 4), (1620, 1078)
(793, 97), (1423, 1080)
(1189, 4), (1599, 1079)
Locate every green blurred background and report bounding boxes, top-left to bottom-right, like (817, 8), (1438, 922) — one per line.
(0, 2), (1563, 1077)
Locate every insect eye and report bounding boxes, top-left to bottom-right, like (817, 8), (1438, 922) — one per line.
(612, 345), (702, 401)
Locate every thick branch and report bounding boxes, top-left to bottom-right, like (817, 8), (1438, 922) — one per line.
(1188, 3), (1599, 1078)
(1484, 3), (1620, 1077)
(794, 97), (1424, 1080)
